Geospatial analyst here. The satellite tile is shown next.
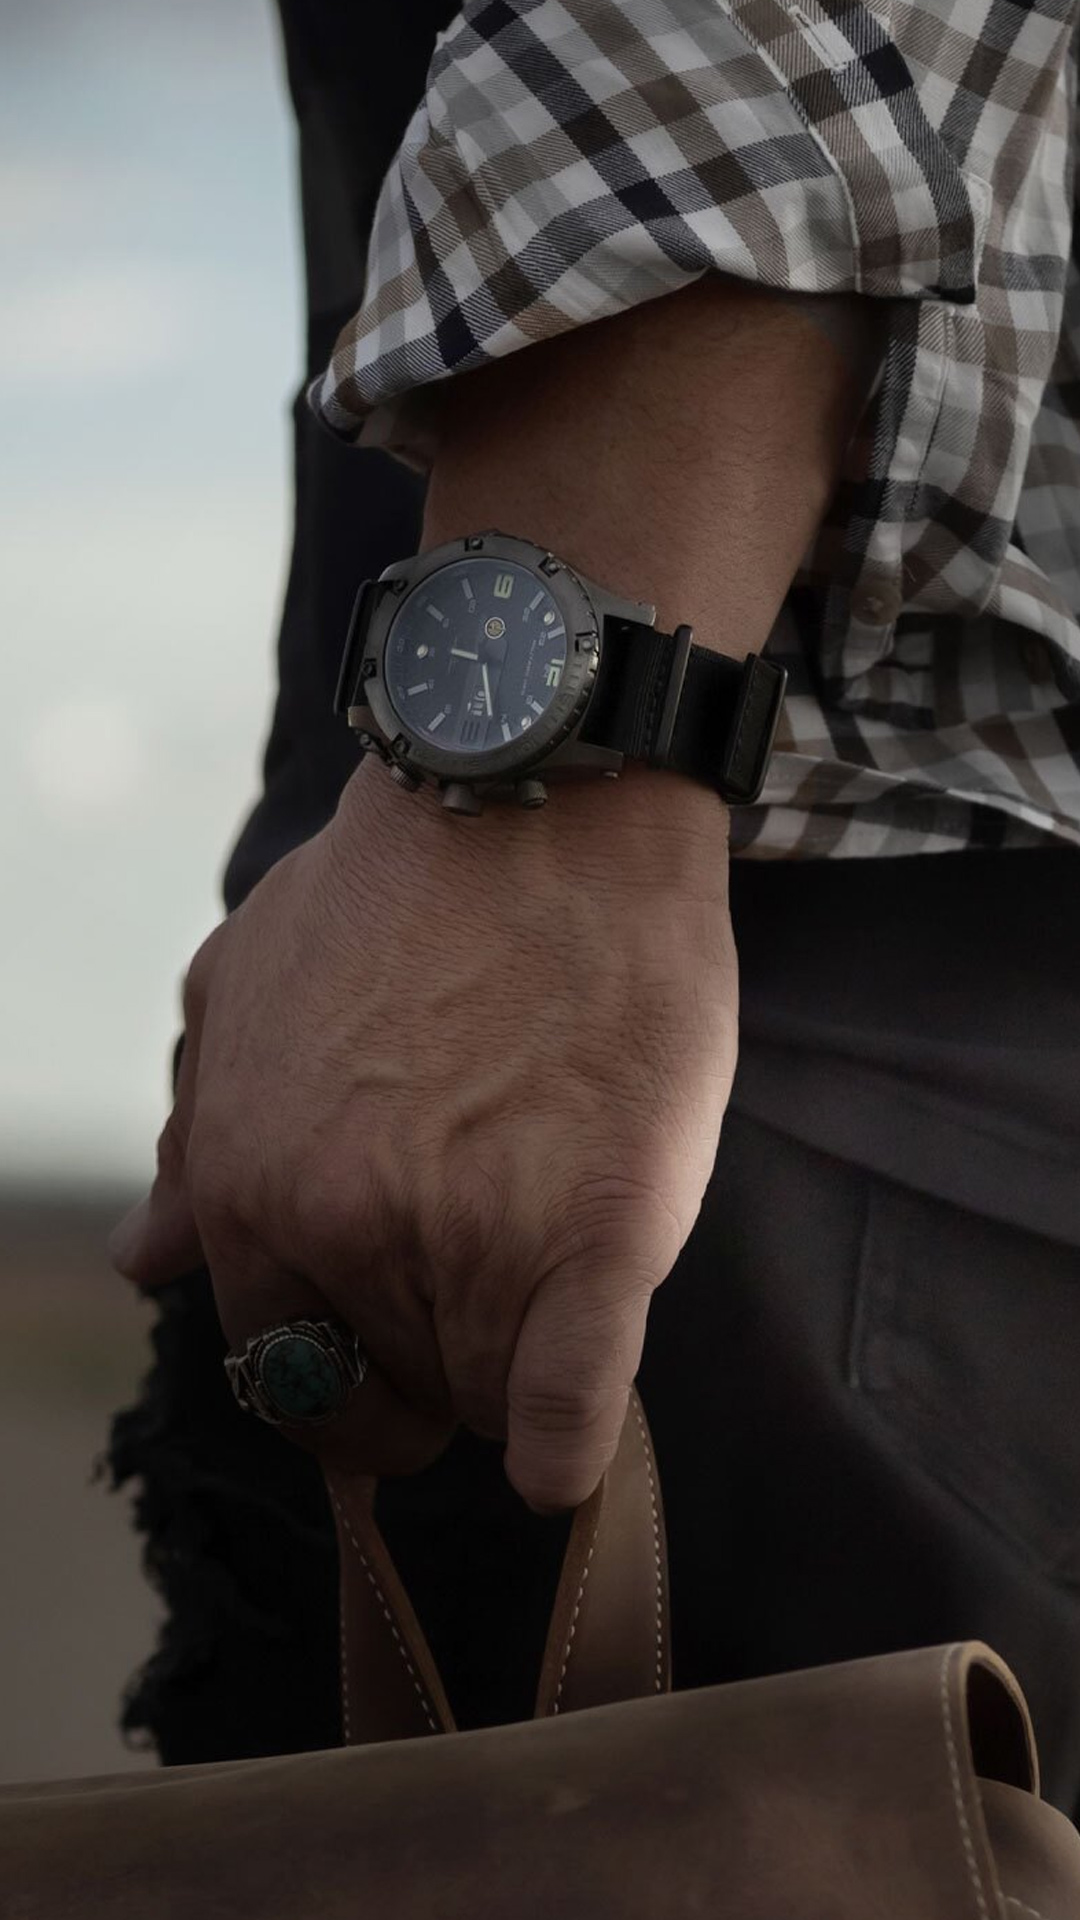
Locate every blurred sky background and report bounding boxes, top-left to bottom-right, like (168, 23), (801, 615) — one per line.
(0, 0), (306, 1784)
(1, 0), (301, 1187)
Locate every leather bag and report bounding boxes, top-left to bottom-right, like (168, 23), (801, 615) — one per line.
(2, 1388), (1079, 1917)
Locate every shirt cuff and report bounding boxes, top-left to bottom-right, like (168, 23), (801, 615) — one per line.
(307, 0), (990, 470)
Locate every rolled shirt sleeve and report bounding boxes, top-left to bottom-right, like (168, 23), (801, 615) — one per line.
(309, 0), (989, 450)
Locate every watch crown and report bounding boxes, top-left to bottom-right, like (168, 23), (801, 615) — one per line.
(387, 762), (421, 793)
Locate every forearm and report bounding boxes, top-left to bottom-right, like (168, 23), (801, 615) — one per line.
(421, 274), (887, 663)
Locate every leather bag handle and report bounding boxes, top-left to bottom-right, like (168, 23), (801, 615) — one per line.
(322, 1385), (671, 1745)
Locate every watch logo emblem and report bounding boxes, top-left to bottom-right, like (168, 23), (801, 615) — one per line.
(485, 616), (506, 639)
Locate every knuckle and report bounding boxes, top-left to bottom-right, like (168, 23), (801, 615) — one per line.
(277, 1149), (421, 1301)
(444, 1333), (510, 1438)
(436, 1293), (514, 1439)
(506, 1368), (627, 1510)
(294, 1161), (363, 1251)
(507, 1375), (615, 1439)
(179, 971), (199, 1028)
(454, 1373), (509, 1441)
(186, 1134), (247, 1250)
(552, 1171), (685, 1282)
(506, 1405), (620, 1512)
(181, 926), (222, 1017)
(154, 1108), (189, 1188)
(566, 1166), (661, 1222)
(297, 1156), (395, 1272)
(512, 1466), (597, 1514)
(429, 1175), (507, 1279)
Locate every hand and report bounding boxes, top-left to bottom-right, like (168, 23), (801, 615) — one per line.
(109, 756), (739, 1511)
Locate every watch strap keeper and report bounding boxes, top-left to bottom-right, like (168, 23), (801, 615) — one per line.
(579, 618), (787, 804)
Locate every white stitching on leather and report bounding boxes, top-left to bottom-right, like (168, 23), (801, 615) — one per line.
(939, 1645), (990, 1920)
(551, 1533), (598, 1717)
(1004, 1901), (1046, 1919)
(629, 1395), (665, 1693)
(329, 1487), (441, 1735)
(551, 1399), (666, 1714)
(340, 1588), (351, 1745)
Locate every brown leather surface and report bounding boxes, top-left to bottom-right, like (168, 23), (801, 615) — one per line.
(3, 1641), (1074, 1916)
(980, 1777), (1080, 1919)
(534, 1388), (670, 1719)
(326, 1468), (457, 1742)
(2, 1393), (1077, 1916)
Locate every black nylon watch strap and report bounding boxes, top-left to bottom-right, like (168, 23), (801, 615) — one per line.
(579, 618), (787, 804)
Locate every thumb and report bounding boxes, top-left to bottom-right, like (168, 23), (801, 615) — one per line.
(504, 1271), (653, 1515)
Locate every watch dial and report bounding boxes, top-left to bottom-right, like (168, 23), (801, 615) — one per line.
(383, 558), (568, 755)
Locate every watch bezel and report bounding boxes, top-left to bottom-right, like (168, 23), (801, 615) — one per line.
(356, 532), (601, 787)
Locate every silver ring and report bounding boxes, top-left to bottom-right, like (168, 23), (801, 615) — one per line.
(224, 1317), (369, 1428)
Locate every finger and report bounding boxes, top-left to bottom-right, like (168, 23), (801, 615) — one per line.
(108, 1025), (204, 1287)
(308, 1367), (455, 1481)
(434, 1276), (530, 1443)
(309, 1245), (457, 1430)
(210, 1244), (456, 1480)
(504, 1271), (654, 1514)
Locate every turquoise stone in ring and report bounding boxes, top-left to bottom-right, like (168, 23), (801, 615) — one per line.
(259, 1333), (345, 1422)
(225, 1317), (368, 1427)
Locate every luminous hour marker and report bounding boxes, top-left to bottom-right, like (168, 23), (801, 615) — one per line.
(529, 590), (545, 611)
(462, 578), (475, 601)
(406, 681), (432, 696)
(417, 643), (429, 657)
(501, 720), (512, 742)
(543, 608), (556, 623)
(546, 623), (565, 640)
(428, 708), (448, 730)
(527, 697), (544, 715)
(426, 603), (448, 625)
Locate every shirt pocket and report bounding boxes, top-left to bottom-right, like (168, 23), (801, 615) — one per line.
(849, 1176), (1080, 1585)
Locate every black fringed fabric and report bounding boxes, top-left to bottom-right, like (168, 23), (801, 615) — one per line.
(100, 1271), (342, 1765)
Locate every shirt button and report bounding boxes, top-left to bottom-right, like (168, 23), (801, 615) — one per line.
(851, 581), (902, 625)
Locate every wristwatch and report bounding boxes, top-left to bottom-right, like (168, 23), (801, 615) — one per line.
(334, 530), (787, 815)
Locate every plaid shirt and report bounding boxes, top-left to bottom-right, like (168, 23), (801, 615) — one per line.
(309, 0), (1080, 858)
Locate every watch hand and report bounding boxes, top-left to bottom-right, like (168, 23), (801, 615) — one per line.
(450, 647), (479, 661)
(481, 661), (493, 717)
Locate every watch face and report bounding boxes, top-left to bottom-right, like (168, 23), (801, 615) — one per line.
(383, 558), (568, 756)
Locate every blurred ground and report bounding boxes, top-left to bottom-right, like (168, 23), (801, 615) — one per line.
(0, 1189), (162, 1784)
